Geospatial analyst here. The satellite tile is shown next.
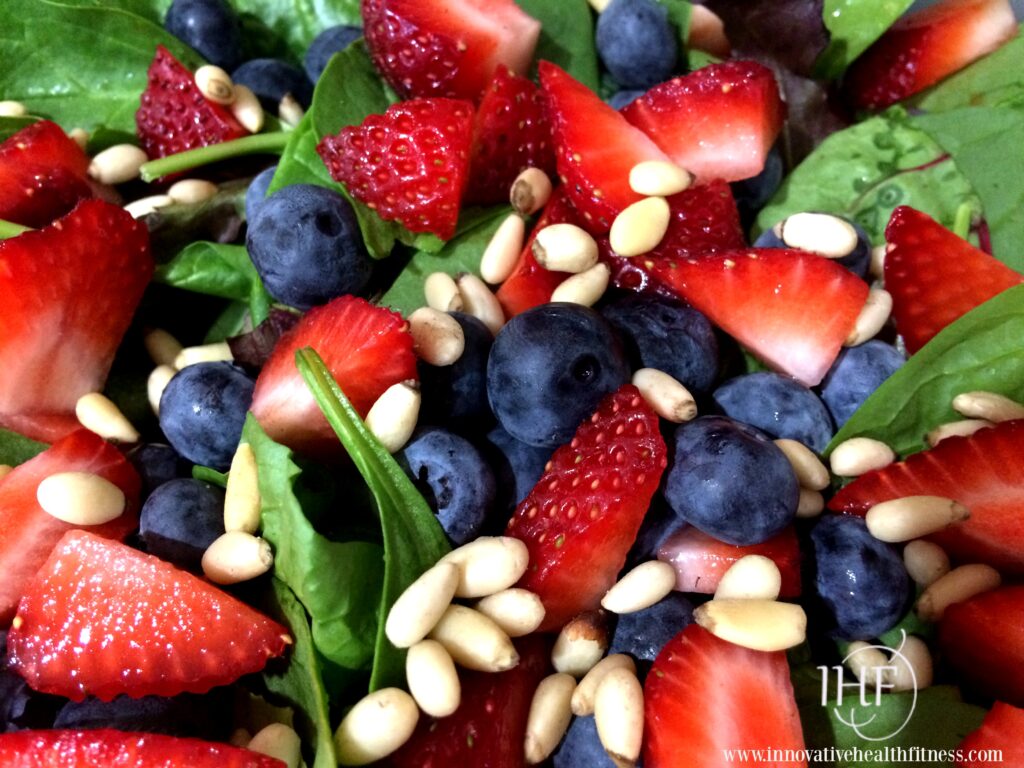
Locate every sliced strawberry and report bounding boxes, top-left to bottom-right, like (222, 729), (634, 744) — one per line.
(844, 0), (1017, 111)
(0, 729), (285, 768)
(318, 98), (474, 240)
(6, 530), (290, 701)
(540, 61), (675, 234)
(958, 702), (1024, 766)
(136, 45), (247, 161)
(884, 206), (1023, 354)
(0, 200), (153, 442)
(250, 295), (418, 456)
(361, 0), (541, 101)
(644, 624), (807, 767)
(829, 419), (1024, 574)
(622, 61), (785, 183)
(657, 525), (802, 598)
(506, 385), (667, 631)
(464, 65), (555, 206)
(648, 248), (869, 386)
(939, 586), (1024, 707)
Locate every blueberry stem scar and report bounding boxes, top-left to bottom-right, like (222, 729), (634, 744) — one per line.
(140, 131), (290, 182)
(0, 218), (31, 239)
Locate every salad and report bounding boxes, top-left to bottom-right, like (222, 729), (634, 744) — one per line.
(1, 0), (1023, 765)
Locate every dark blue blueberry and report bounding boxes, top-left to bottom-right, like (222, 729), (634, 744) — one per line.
(481, 425), (552, 517)
(1, 631), (60, 732)
(126, 443), (189, 499)
(398, 428), (496, 546)
(732, 145), (783, 227)
(626, 498), (683, 566)
(54, 692), (228, 739)
(601, 295), (719, 396)
(487, 303), (631, 448)
(712, 372), (834, 453)
(164, 0), (242, 71)
(609, 593), (693, 676)
(139, 478), (225, 570)
(419, 312), (493, 432)
(596, 0), (678, 89)
(304, 24), (363, 83)
(820, 341), (905, 428)
(246, 184), (372, 310)
(158, 362), (254, 471)
(754, 213), (872, 279)
(244, 165), (277, 222)
(811, 515), (911, 640)
(607, 88), (646, 111)
(663, 416), (799, 546)
(553, 715), (618, 768)
(231, 58), (313, 111)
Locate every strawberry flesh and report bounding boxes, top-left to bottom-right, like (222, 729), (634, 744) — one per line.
(957, 702), (1024, 766)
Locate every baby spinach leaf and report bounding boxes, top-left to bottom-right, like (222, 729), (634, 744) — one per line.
(267, 113), (339, 192)
(310, 42), (391, 140)
(0, 429), (47, 466)
(156, 242), (257, 301)
(815, 0), (913, 80)
(518, 0), (600, 90)
(232, 0), (360, 62)
(0, 116), (38, 141)
(909, 30), (1024, 112)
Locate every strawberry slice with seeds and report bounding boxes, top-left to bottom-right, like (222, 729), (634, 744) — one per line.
(829, 419), (1024, 574)
(6, 530), (290, 701)
(136, 45), (247, 161)
(649, 248), (869, 386)
(250, 295), (418, 456)
(884, 206), (1023, 354)
(958, 702), (1024, 766)
(644, 624), (807, 767)
(506, 384), (667, 631)
(318, 98), (474, 240)
(0, 200), (153, 442)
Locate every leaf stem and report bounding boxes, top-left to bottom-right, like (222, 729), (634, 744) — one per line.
(952, 202), (973, 241)
(0, 219), (31, 240)
(140, 132), (291, 182)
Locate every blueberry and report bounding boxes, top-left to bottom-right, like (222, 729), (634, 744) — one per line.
(159, 362), (254, 471)
(811, 515), (911, 640)
(754, 213), (872, 278)
(244, 164), (277, 222)
(487, 303), (631, 448)
(164, 0), (242, 71)
(596, 0), (678, 89)
(419, 312), (493, 432)
(732, 145), (783, 228)
(609, 593), (693, 675)
(246, 184), (372, 310)
(820, 341), (905, 428)
(304, 24), (363, 83)
(125, 443), (189, 499)
(663, 416), (799, 546)
(712, 372), (834, 453)
(601, 295), (719, 396)
(139, 478), (225, 570)
(607, 88), (646, 111)
(398, 428), (497, 546)
(54, 692), (228, 739)
(553, 715), (618, 768)
(231, 58), (314, 111)
(481, 425), (552, 517)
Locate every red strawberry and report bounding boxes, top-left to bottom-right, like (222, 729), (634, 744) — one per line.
(884, 206), (1023, 354)
(648, 248), (869, 386)
(0, 120), (94, 228)
(506, 385), (667, 631)
(361, 0), (541, 101)
(6, 530), (290, 701)
(844, 0), (1017, 111)
(250, 295), (418, 456)
(657, 525), (802, 598)
(136, 45), (247, 161)
(464, 65), (555, 206)
(644, 624), (807, 767)
(0, 729), (286, 768)
(939, 586), (1024, 707)
(318, 98), (474, 240)
(958, 702), (1024, 766)
(540, 61), (675, 234)
(622, 61), (785, 183)
(0, 200), (153, 442)
(0, 430), (141, 626)
(829, 419), (1024, 574)
(386, 635), (550, 767)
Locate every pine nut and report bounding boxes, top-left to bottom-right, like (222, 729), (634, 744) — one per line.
(628, 160), (692, 197)
(480, 214), (526, 284)
(844, 641), (889, 686)
(549, 262), (610, 307)
(524, 673), (576, 764)
(865, 495), (969, 543)
(474, 588), (546, 637)
(248, 723), (301, 768)
(334, 688), (418, 766)
(0, 465), (13, 482)
(532, 223), (599, 273)
(571, 654), (636, 716)
(194, 64), (235, 104)
(88, 143), (148, 184)
(167, 178), (218, 205)
(714, 555), (782, 601)
(406, 639), (461, 717)
(773, 439), (830, 490)
(224, 443), (261, 534)
(278, 93), (305, 127)
(455, 273), (505, 335)
(231, 84), (265, 133)
(609, 196), (671, 257)
(903, 540), (950, 587)
(68, 128), (89, 151)
(601, 560), (676, 614)
(124, 194), (175, 219)
(870, 244), (887, 281)
(885, 634), (932, 692)
(952, 390), (1024, 423)
(594, 667), (644, 767)
(74, 392), (139, 443)
(796, 488), (825, 518)
(202, 531), (274, 584)
(147, 365), (176, 415)
(385, 561), (459, 649)
(364, 380), (420, 453)
(37, 472), (125, 526)
(632, 368), (697, 423)
(551, 610), (609, 677)
(429, 604), (519, 672)
(587, 0), (611, 13)
(439, 536), (530, 598)
(777, 212), (859, 259)
(845, 288), (892, 346)
(829, 437), (895, 477)
(144, 328), (183, 368)
(694, 599), (807, 651)
(175, 341), (233, 368)
(424, 272), (464, 312)
(925, 418), (992, 447)
(510, 167), (553, 216)
(408, 308), (465, 367)
(0, 100), (27, 117)
(916, 564), (1001, 622)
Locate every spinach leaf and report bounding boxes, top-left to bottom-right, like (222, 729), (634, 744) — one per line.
(0, 429), (47, 466)
(49, 0), (170, 23)
(910, 30), (1024, 112)
(828, 285), (1024, 457)
(232, 0), (360, 62)
(0, 116), (38, 141)
(655, 0), (692, 51)
(267, 113), (339, 193)
(815, 0), (913, 80)
(204, 301), (250, 343)
(156, 242), (257, 301)
(296, 348), (451, 691)
(518, 0), (600, 90)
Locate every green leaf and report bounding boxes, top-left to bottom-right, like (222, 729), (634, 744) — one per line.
(232, 0), (360, 62)
(267, 112), (339, 192)
(48, 0), (170, 23)
(155, 242), (258, 301)
(828, 284), (1024, 457)
(0, 116), (38, 141)
(655, 0), (692, 56)
(204, 300), (250, 343)
(295, 348), (451, 691)
(0, 429), (47, 466)
(310, 43), (393, 141)
(517, 0), (601, 91)
(814, 0), (913, 80)
(910, 29), (1024, 112)
(191, 465), (227, 487)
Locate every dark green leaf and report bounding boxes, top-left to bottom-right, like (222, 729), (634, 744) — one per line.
(909, 29), (1024, 112)
(815, 0), (913, 80)
(145, 179), (249, 263)
(0, 116), (38, 141)
(517, 0), (600, 91)
(204, 300), (250, 343)
(655, 0), (692, 51)
(0, 429), (47, 466)
(267, 113), (339, 192)
(232, 0), (360, 62)
(310, 43), (392, 141)
(48, 0), (170, 23)
(155, 242), (257, 301)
